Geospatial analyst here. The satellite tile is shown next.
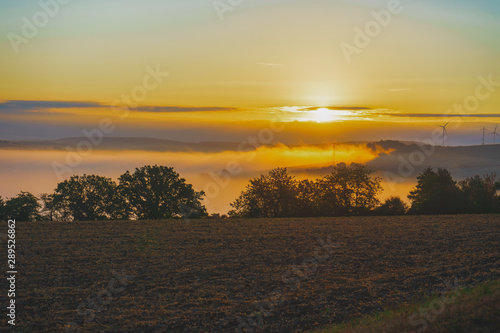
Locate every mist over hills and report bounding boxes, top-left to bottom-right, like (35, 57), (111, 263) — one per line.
(369, 141), (500, 179)
(2, 137), (500, 180)
(287, 140), (500, 180)
(0, 137), (242, 153)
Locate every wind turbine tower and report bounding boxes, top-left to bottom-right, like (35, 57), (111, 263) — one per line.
(332, 141), (336, 166)
(437, 122), (449, 146)
(490, 125), (499, 144)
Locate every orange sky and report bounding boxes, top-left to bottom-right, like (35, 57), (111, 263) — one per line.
(1, 1), (499, 112)
(1, 0), (500, 213)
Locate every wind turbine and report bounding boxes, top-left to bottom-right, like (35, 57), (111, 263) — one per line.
(437, 122), (449, 146)
(332, 141), (336, 166)
(490, 125), (499, 144)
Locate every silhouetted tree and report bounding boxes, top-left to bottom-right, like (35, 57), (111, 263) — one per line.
(5, 192), (41, 221)
(0, 196), (7, 221)
(408, 167), (465, 215)
(496, 180), (500, 212)
(376, 196), (409, 216)
(40, 193), (59, 221)
(316, 163), (382, 216)
(229, 176), (265, 218)
(459, 174), (498, 214)
(230, 168), (298, 218)
(53, 175), (128, 221)
(118, 165), (206, 220)
(296, 179), (320, 217)
(231, 164), (382, 218)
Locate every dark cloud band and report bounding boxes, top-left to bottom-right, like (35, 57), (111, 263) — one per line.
(0, 100), (236, 114)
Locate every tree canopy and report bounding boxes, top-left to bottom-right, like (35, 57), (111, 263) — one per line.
(459, 174), (499, 214)
(230, 167), (299, 218)
(230, 163), (382, 218)
(0, 197), (6, 221)
(408, 167), (466, 215)
(4, 192), (40, 222)
(316, 163), (382, 216)
(52, 174), (128, 221)
(118, 165), (207, 220)
(375, 196), (409, 216)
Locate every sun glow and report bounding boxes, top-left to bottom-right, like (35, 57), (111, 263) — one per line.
(306, 108), (355, 123)
(277, 106), (361, 123)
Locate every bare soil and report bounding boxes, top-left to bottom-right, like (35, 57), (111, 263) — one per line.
(5, 215), (500, 332)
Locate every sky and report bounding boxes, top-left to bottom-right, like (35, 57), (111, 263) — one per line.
(1, 0), (500, 212)
(1, 1), (499, 132)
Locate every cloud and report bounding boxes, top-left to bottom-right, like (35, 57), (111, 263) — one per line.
(135, 106), (237, 112)
(379, 113), (500, 118)
(0, 100), (237, 114)
(388, 88), (409, 92)
(303, 106), (372, 111)
(0, 100), (103, 113)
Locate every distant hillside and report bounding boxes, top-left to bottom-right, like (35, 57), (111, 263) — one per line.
(369, 140), (500, 179)
(2, 138), (500, 180)
(0, 137), (244, 153)
(290, 140), (500, 180)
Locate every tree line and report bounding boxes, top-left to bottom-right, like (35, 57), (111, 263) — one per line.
(0, 165), (207, 222)
(1, 163), (500, 221)
(229, 164), (382, 217)
(230, 165), (500, 217)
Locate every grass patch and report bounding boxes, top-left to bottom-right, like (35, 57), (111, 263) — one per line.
(314, 278), (500, 333)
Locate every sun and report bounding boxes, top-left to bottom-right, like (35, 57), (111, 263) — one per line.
(280, 106), (356, 123)
(311, 108), (331, 123)
(309, 108), (353, 123)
